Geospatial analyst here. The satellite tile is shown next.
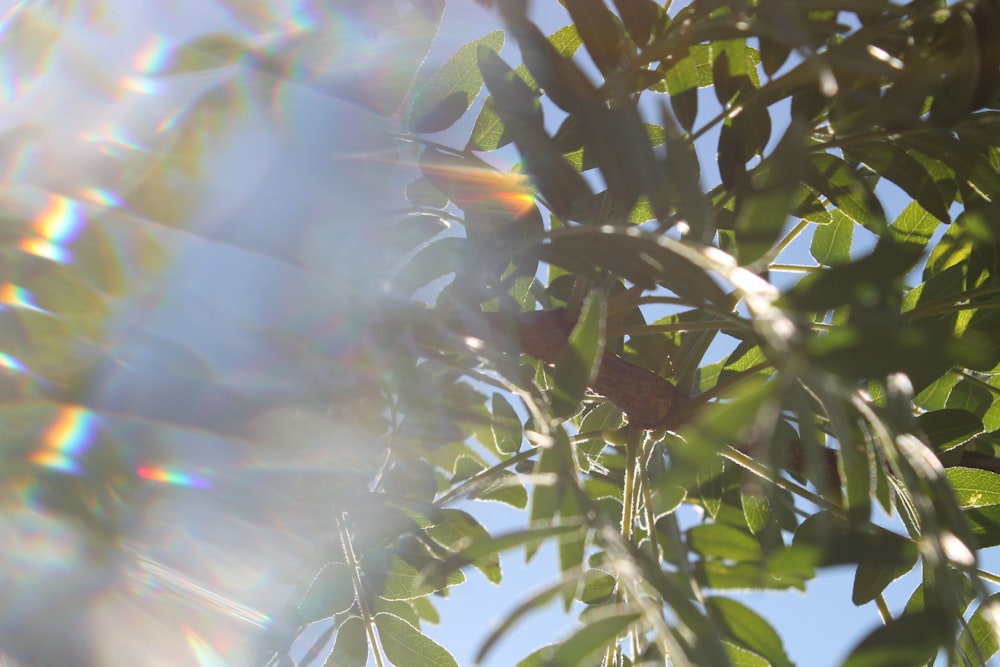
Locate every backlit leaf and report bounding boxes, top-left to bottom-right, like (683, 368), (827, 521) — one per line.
(375, 613), (459, 667)
(551, 292), (607, 419)
(409, 30), (504, 133)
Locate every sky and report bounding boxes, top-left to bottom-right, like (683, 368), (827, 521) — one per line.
(0, 0), (996, 666)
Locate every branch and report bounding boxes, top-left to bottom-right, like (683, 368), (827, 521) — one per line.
(464, 308), (1000, 483)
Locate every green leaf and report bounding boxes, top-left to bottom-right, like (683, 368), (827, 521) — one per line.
(670, 377), (778, 486)
(563, 0), (626, 75)
(490, 394), (523, 455)
(666, 51), (699, 132)
(946, 467), (1000, 508)
(479, 47), (595, 222)
(326, 616), (368, 667)
(851, 545), (919, 606)
(547, 613), (641, 666)
(918, 409), (984, 453)
(841, 609), (949, 667)
(551, 292), (607, 419)
(297, 563), (355, 624)
(811, 208), (853, 266)
(409, 30), (504, 133)
(843, 143), (951, 222)
(958, 594), (1000, 665)
(378, 555), (464, 601)
(688, 523), (763, 562)
(706, 597), (793, 667)
(803, 153), (887, 235)
(432, 525), (581, 584)
(578, 569), (617, 604)
(965, 505), (1000, 547)
(783, 240), (924, 312)
(475, 472), (529, 509)
(426, 509), (501, 584)
(391, 237), (465, 295)
(724, 641), (771, 667)
(742, 487), (770, 535)
(375, 613), (459, 667)
(888, 200), (940, 249)
(733, 123), (806, 264)
(612, 0), (659, 47)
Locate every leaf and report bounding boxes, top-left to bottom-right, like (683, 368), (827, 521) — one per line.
(578, 104), (669, 220)
(918, 409), (984, 453)
(490, 394), (523, 455)
(946, 467), (1000, 508)
(551, 292), (607, 419)
(733, 123), (806, 264)
(578, 569), (616, 604)
(390, 237), (465, 295)
(688, 523), (763, 563)
(706, 597), (794, 667)
(297, 563), (355, 624)
(325, 616), (368, 667)
(782, 240), (925, 312)
(612, 0), (659, 47)
(803, 153), (887, 235)
(666, 52), (699, 132)
(425, 509), (502, 584)
(724, 641), (771, 667)
(958, 594), (1000, 665)
(376, 555), (464, 601)
(405, 177), (448, 209)
(564, 0), (626, 75)
(408, 30), (504, 133)
(547, 613), (641, 666)
(841, 608), (949, 667)
(475, 472), (529, 509)
(468, 25), (581, 151)
(843, 143), (951, 223)
(375, 613), (459, 667)
(741, 487), (770, 536)
(479, 47), (595, 221)
(965, 505), (1000, 547)
(810, 208), (853, 266)
(431, 525), (581, 584)
(851, 544), (919, 606)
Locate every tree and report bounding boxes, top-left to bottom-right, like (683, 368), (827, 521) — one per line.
(5, 0), (1000, 665)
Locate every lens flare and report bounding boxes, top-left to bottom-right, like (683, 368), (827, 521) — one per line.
(129, 550), (272, 630)
(133, 34), (171, 76)
(20, 195), (86, 264)
(0, 283), (46, 312)
(420, 160), (537, 219)
(0, 352), (28, 373)
(137, 465), (212, 489)
(78, 187), (122, 208)
(30, 405), (98, 473)
(183, 626), (232, 667)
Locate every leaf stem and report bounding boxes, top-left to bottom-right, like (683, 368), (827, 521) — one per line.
(875, 594), (893, 625)
(436, 446), (540, 506)
(337, 512), (387, 667)
(722, 446), (847, 518)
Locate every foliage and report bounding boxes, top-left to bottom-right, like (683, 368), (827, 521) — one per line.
(7, 0), (1000, 666)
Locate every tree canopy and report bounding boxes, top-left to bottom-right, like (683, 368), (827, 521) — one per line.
(5, 0), (1000, 665)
